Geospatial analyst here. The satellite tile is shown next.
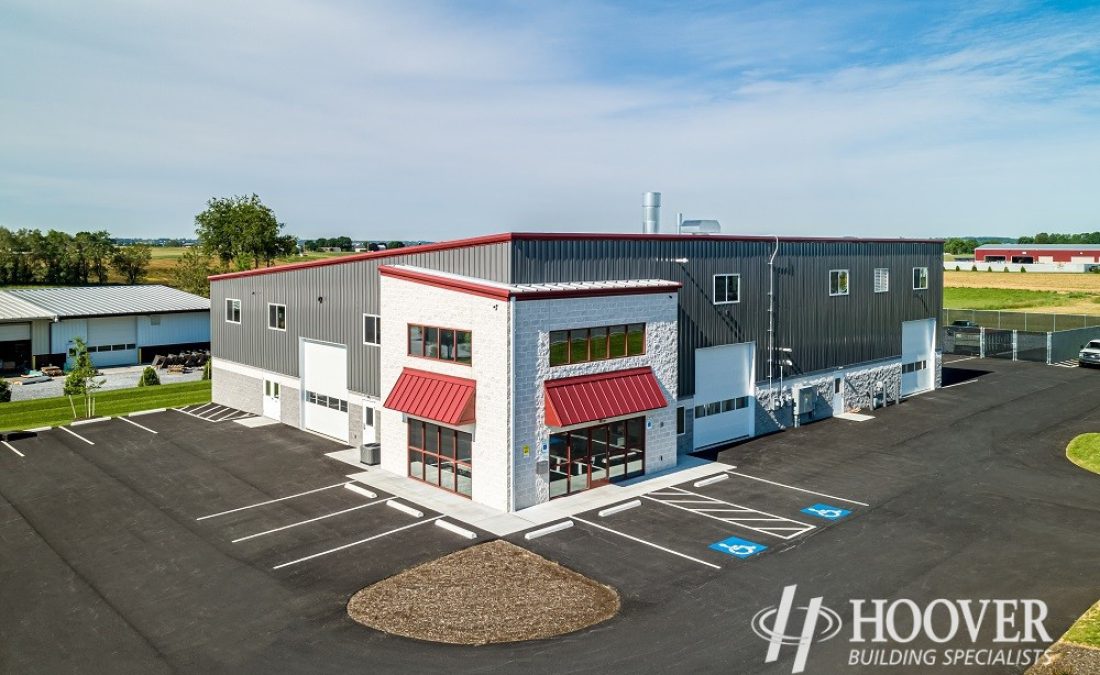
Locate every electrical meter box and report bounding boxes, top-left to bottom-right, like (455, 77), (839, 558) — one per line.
(795, 387), (816, 418)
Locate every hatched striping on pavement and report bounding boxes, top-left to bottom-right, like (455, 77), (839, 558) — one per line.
(644, 486), (816, 540)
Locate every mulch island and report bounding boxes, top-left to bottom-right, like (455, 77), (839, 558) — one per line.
(347, 540), (620, 645)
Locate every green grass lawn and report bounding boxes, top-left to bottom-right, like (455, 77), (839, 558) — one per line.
(1067, 433), (1100, 475)
(943, 287), (1100, 311)
(1064, 600), (1100, 648)
(0, 380), (211, 431)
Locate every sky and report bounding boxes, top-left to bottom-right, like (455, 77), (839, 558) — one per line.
(1, 0), (1098, 241)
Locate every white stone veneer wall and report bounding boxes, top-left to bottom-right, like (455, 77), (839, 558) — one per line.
(753, 358), (903, 434)
(512, 292), (679, 510)
(378, 276), (512, 511)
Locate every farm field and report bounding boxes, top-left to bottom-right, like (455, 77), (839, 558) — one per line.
(945, 270), (1100, 292)
(136, 247), (356, 286)
(944, 271), (1100, 315)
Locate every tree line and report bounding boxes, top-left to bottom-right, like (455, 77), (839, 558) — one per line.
(0, 228), (152, 285)
(302, 237), (406, 251)
(1017, 232), (1100, 245)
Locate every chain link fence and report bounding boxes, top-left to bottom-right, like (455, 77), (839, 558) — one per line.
(942, 310), (1100, 365)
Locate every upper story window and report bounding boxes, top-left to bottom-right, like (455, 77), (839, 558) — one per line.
(408, 324), (472, 365)
(363, 314), (381, 346)
(912, 267), (929, 290)
(874, 268), (889, 293)
(267, 303), (286, 331)
(549, 323), (645, 366)
(829, 269), (850, 296)
(225, 298), (241, 324)
(713, 274), (740, 305)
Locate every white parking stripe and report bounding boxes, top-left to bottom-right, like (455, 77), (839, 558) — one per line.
(212, 409), (240, 422)
(195, 482), (353, 521)
(199, 406), (227, 419)
(723, 470), (870, 507)
(58, 426), (95, 445)
(272, 516), (443, 570)
(118, 416), (158, 434)
(643, 490), (814, 540)
(2, 441), (24, 458)
(190, 403), (216, 414)
(571, 516), (721, 570)
(232, 497), (394, 542)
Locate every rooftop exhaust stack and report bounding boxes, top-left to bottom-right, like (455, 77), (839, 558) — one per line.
(642, 192), (661, 234)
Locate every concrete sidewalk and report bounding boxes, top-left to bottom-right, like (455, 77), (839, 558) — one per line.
(326, 448), (733, 536)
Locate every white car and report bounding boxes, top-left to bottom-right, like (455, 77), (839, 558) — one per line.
(1080, 340), (1100, 368)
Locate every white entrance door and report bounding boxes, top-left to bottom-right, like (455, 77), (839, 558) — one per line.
(262, 379), (281, 420)
(901, 318), (936, 396)
(301, 340), (349, 442)
(362, 400), (378, 444)
(832, 377), (845, 415)
(693, 342), (756, 450)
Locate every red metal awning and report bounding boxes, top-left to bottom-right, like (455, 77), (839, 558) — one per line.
(384, 368), (476, 426)
(544, 367), (667, 427)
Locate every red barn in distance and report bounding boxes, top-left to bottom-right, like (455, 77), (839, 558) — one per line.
(974, 244), (1100, 264)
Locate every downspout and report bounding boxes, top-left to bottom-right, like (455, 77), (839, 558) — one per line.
(767, 236), (778, 399)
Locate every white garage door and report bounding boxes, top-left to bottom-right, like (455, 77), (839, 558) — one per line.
(901, 318), (936, 396)
(301, 340), (349, 443)
(0, 323), (31, 341)
(693, 342), (756, 451)
(87, 317), (137, 367)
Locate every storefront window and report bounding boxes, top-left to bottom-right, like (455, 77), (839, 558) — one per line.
(547, 416), (646, 499)
(408, 420), (473, 498)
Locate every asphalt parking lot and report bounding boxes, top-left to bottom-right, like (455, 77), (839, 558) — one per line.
(2, 357), (1099, 674)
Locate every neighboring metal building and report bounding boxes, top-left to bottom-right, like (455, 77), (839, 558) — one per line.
(0, 285), (210, 372)
(975, 243), (1100, 264)
(208, 231), (943, 513)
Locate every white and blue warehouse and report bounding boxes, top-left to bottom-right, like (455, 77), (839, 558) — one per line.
(0, 285), (210, 374)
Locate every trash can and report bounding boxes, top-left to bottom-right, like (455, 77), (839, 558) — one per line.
(360, 443), (381, 466)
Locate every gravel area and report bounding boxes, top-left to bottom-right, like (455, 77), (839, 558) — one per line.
(6, 365), (205, 402)
(1028, 642), (1100, 675)
(347, 540), (619, 645)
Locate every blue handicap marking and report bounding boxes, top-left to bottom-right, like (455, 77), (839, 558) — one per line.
(709, 535), (767, 559)
(800, 503), (852, 520)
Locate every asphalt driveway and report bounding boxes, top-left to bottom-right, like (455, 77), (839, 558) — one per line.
(1, 358), (1098, 674)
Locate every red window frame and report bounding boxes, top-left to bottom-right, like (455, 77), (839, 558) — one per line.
(406, 323), (472, 365)
(548, 323), (646, 366)
(407, 419), (473, 498)
(547, 416), (646, 499)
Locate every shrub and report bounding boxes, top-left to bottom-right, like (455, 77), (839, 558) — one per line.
(202, 360), (212, 380)
(971, 264), (978, 271)
(954, 265), (961, 271)
(0, 378), (10, 403)
(138, 366), (160, 387)
(1019, 266), (1027, 273)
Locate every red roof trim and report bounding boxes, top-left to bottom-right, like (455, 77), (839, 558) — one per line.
(209, 232), (944, 281)
(544, 366), (668, 428)
(378, 265), (512, 300)
(380, 265), (680, 301)
(383, 367), (476, 426)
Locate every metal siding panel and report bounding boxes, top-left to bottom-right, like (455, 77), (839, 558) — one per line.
(511, 238), (942, 397)
(211, 242), (511, 398)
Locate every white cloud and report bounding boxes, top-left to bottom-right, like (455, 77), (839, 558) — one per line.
(0, 0), (1097, 239)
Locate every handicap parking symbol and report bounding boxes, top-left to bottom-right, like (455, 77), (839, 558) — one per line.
(800, 503), (852, 520)
(709, 535), (767, 559)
